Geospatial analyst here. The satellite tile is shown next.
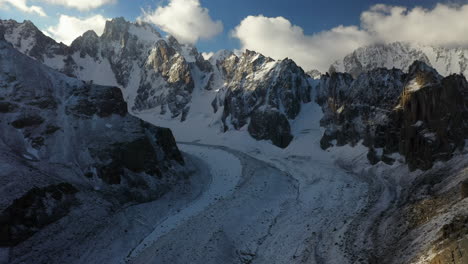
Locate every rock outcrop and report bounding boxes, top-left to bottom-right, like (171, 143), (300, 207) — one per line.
(248, 108), (293, 148)
(1, 19), (317, 148)
(0, 39), (186, 246)
(0, 18), (213, 119)
(0, 19), (68, 61)
(318, 61), (468, 170)
(0, 183), (78, 247)
(212, 50), (311, 148)
(395, 62), (468, 170)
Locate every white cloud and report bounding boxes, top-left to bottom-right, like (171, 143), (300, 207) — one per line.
(233, 3), (468, 72)
(0, 0), (46, 16)
(361, 3), (468, 48)
(0, 0), (115, 16)
(38, 0), (116, 11)
(139, 0), (223, 44)
(232, 15), (371, 72)
(201, 51), (214, 60)
(45, 14), (108, 45)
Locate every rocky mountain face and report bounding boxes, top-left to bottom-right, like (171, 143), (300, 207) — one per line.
(357, 152), (468, 264)
(306, 69), (322, 79)
(332, 42), (468, 78)
(0, 39), (186, 247)
(211, 50), (312, 148)
(0, 18), (213, 120)
(318, 67), (404, 149)
(0, 19), (68, 61)
(396, 62), (468, 170)
(318, 60), (468, 171)
(1, 19), (314, 148)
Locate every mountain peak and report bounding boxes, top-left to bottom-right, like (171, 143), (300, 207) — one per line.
(333, 41), (468, 78)
(307, 69), (322, 79)
(405, 60), (443, 92)
(82, 30), (99, 39)
(101, 17), (131, 41)
(408, 60), (439, 76)
(70, 30), (100, 58)
(208, 49), (234, 65)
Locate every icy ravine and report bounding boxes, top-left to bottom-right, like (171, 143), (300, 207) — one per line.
(129, 143), (301, 264)
(129, 102), (384, 264)
(126, 144), (242, 261)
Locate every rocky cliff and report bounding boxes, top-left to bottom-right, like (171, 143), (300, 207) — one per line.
(0, 18), (213, 119)
(211, 50), (312, 148)
(318, 60), (468, 171)
(1, 19), (316, 148)
(0, 39), (186, 247)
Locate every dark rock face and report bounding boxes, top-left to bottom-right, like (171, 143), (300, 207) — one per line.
(316, 71), (354, 107)
(96, 137), (162, 185)
(65, 84), (127, 118)
(70, 30), (100, 59)
(11, 114), (44, 128)
(0, 39), (185, 204)
(214, 50), (311, 147)
(318, 60), (468, 170)
(396, 73), (468, 170)
(0, 38), (188, 252)
(154, 126), (185, 164)
(248, 108), (293, 148)
(0, 183), (78, 247)
(318, 68), (404, 150)
(0, 102), (18, 113)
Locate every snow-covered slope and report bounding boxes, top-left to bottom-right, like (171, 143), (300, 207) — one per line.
(0, 39), (187, 251)
(332, 42), (468, 78)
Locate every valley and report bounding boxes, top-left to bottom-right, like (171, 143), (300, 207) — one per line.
(1, 13), (468, 264)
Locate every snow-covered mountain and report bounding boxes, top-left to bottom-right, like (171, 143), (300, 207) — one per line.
(1, 18), (213, 120)
(3, 16), (468, 264)
(0, 38), (186, 248)
(0, 19), (68, 61)
(331, 41), (468, 78)
(0, 18), (312, 148)
(212, 50), (312, 148)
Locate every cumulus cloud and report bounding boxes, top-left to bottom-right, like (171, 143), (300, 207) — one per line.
(139, 0), (223, 44)
(38, 0), (116, 11)
(232, 15), (371, 72)
(233, 3), (468, 72)
(45, 14), (108, 45)
(0, 0), (46, 16)
(361, 3), (468, 48)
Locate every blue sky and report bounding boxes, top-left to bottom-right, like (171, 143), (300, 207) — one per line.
(194, 0), (455, 51)
(1, 0), (468, 71)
